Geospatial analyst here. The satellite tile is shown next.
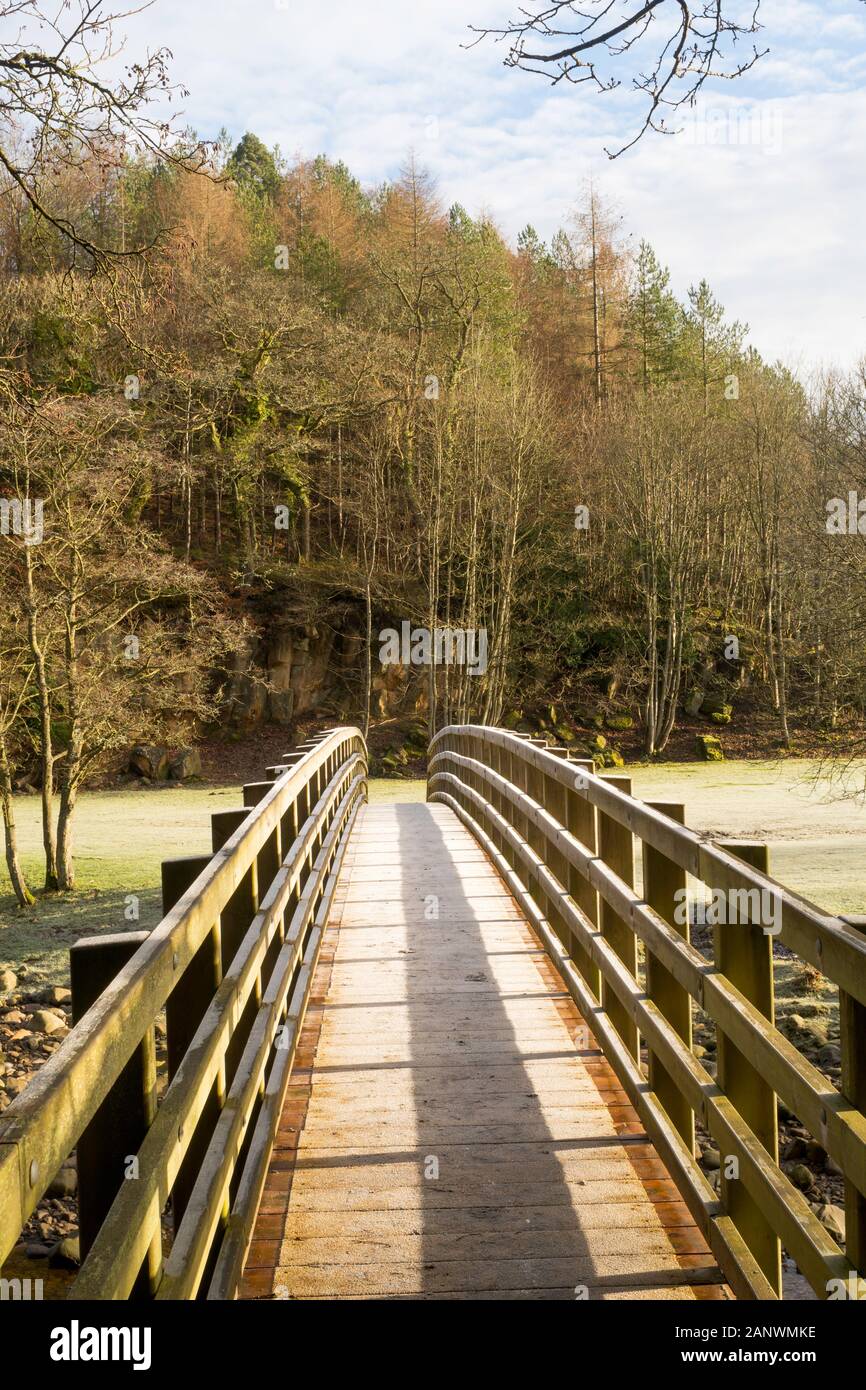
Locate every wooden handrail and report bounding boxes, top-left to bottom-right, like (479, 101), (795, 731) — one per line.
(0, 727), (367, 1298)
(429, 725), (866, 1301)
(431, 727), (866, 1006)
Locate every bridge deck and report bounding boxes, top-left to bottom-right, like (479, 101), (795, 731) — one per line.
(241, 802), (729, 1301)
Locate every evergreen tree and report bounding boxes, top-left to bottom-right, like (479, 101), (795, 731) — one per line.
(227, 133), (281, 201)
(624, 241), (683, 390)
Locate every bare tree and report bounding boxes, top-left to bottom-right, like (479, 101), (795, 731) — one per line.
(470, 1), (767, 155)
(0, 0), (203, 262)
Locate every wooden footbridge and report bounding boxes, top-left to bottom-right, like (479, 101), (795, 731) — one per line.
(1, 727), (865, 1301)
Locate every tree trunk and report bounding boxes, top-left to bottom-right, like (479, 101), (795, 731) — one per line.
(24, 546), (58, 889)
(0, 733), (34, 906)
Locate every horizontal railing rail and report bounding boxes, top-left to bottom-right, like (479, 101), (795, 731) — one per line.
(429, 725), (866, 1302)
(0, 726), (367, 1299)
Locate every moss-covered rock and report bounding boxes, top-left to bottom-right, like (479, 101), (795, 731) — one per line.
(696, 735), (724, 762)
(404, 722), (428, 753)
(710, 710), (732, 725)
(588, 733), (608, 751)
(701, 695), (733, 719)
(605, 715), (634, 731)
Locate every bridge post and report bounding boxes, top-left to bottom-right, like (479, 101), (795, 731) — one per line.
(212, 808), (260, 1085)
(565, 756), (601, 1000)
(541, 746), (576, 955)
(524, 739), (555, 924)
(840, 915), (866, 1278)
(713, 841), (782, 1298)
(507, 733), (533, 851)
(280, 750), (310, 862)
(161, 855), (223, 1236)
(596, 776), (639, 1062)
(486, 734), (505, 854)
(70, 931), (158, 1295)
(642, 803), (695, 1155)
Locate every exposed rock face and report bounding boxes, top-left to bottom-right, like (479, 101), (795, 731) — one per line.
(288, 631), (337, 718)
(227, 623), (343, 726)
(223, 612), (433, 729)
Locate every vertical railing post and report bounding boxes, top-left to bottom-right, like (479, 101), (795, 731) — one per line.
(542, 747), (572, 952)
(524, 737), (548, 856)
(212, 807), (259, 1084)
(596, 776), (639, 1062)
(487, 733), (504, 851)
(507, 733), (531, 848)
(714, 840), (781, 1298)
(161, 855), (221, 1235)
(497, 734), (520, 871)
(642, 802), (694, 1155)
(523, 740), (552, 924)
(70, 932), (157, 1295)
(565, 755), (601, 999)
(244, 778), (283, 980)
(840, 915), (866, 1280)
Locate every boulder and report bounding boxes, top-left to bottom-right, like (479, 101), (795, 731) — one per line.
(684, 689), (705, 716)
(31, 1010), (66, 1036)
(600, 748), (625, 768)
(404, 722), (428, 753)
(696, 735), (724, 762)
(40, 986), (71, 1006)
(48, 1236), (80, 1269)
(47, 1163), (78, 1199)
(788, 1163), (814, 1191)
(700, 694), (733, 717)
(782, 1013), (829, 1052)
(815, 1203), (845, 1243)
(605, 715), (634, 731)
(129, 745), (170, 780)
(168, 747), (202, 781)
(0, 969), (17, 994)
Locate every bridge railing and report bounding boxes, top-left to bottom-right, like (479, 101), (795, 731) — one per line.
(429, 725), (866, 1302)
(0, 726), (367, 1300)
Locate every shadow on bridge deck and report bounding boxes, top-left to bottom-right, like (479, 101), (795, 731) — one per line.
(240, 803), (729, 1301)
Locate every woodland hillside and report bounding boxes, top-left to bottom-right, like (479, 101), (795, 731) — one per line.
(1, 131), (865, 896)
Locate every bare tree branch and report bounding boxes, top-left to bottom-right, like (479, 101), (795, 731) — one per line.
(0, 0), (207, 263)
(469, 1), (770, 156)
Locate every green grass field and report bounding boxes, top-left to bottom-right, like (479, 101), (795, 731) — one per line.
(2, 762), (864, 987)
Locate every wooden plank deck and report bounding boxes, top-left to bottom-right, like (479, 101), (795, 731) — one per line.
(240, 802), (729, 1301)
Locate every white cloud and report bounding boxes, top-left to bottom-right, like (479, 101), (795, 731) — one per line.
(116, 0), (865, 370)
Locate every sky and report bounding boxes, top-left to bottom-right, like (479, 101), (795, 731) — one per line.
(114, 0), (866, 371)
